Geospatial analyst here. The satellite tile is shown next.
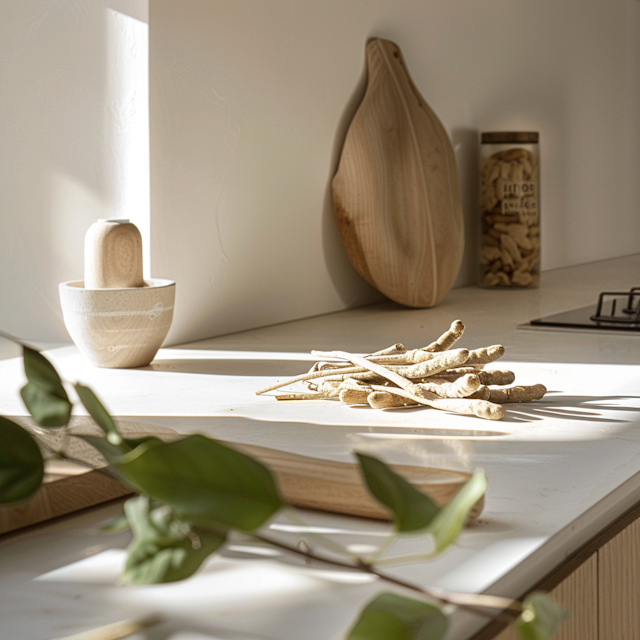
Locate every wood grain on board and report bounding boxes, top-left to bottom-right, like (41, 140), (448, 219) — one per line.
(0, 418), (482, 535)
(234, 441), (483, 522)
(332, 39), (464, 308)
(0, 460), (130, 536)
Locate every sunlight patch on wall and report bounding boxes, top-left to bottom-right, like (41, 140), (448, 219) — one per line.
(105, 6), (150, 277)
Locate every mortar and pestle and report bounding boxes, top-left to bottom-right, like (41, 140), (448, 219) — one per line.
(59, 219), (175, 368)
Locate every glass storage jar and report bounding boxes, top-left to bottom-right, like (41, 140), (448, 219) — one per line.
(479, 131), (540, 288)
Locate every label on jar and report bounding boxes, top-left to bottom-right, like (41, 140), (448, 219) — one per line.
(500, 182), (538, 225)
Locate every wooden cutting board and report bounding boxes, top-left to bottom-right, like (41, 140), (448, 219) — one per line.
(0, 418), (483, 535)
(332, 39), (464, 308)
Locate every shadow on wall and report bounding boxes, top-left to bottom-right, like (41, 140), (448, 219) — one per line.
(451, 127), (480, 288)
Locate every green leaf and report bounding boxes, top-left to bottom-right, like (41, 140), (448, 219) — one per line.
(79, 434), (163, 462)
(345, 593), (447, 640)
(20, 347), (72, 427)
(122, 496), (226, 584)
(22, 346), (66, 395)
(75, 384), (122, 445)
(20, 383), (72, 428)
(515, 592), (568, 640)
(356, 453), (441, 532)
(426, 469), (487, 554)
(76, 434), (163, 486)
(115, 435), (284, 532)
(0, 416), (44, 504)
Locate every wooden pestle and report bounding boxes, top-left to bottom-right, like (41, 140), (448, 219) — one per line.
(84, 219), (144, 289)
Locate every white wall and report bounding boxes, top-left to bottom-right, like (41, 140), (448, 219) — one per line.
(0, 0), (149, 342)
(151, 0), (640, 345)
(1, 1), (639, 345)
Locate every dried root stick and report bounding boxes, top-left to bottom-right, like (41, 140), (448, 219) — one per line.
(478, 370), (516, 386)
(431, 369), (514, 385)
(386, 349), (470, 379)
(369, 349), (437, 366)
(337, 378), (373, 405)
(256, 364), (367, 395)
(367, 391), (419, 409)
(369, 385), (505, 420)
(317, 344), (435, 368)
(423, 320), (465, 352)
(340, 387), (372, 405)
(468, 386), (491, 400)
(488, 384), (547, 403)
(345, 365), (479, 385)
(278, 377), (360, 401)
(311, 343), (406, 362)
(429, 397), (504, 420)
(308, 350), (412, 387)
(309, 361), (353, 373)
(332, 372), (390, 385)
(276, 391), (334, 401)
(369, 384), (435, 404)
(465, 345), (505, 366)
(417, 374), (481, 398)
(370, 343), (406, 356)
(316, 381), (343, 397)
(428, 367), (478, 381)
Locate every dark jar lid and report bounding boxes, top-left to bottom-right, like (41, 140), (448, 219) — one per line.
(481, 131), (539, 144)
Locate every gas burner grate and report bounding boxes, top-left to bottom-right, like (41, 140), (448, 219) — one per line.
(590, 287), (640, 326)
(528, 285), (640, 332)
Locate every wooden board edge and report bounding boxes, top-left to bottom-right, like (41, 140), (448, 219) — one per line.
(0, 469), (132, 537)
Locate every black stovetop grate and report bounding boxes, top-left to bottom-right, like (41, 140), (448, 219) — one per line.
(591, 287), (640, 326)
(529, 286), (640, 332)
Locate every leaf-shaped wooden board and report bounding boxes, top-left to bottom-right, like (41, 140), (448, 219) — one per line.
(332, 39), (464, 308)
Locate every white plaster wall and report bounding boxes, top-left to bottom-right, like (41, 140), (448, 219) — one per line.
(0, 0), (149, 342)
(151, 0), (640, 345)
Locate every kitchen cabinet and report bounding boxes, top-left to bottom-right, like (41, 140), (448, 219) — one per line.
(599, 516), (640, 639)
(556, 557), (598, 640)
(484, 508), (640, 640)
(491, 555), (598, 640)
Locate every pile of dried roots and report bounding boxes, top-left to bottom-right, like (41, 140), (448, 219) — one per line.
(256, 320), (546, 421)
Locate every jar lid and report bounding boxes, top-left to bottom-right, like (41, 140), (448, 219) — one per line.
(481, 132), (539, 144)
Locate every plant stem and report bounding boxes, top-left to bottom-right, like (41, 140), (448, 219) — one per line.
(373, 550), (440, 567)
(252, 533), (520, 622)
(365, 532), (395, 563)
(282, 507), (356, 559)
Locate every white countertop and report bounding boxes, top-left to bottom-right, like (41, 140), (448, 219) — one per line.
(2, 254), (640, 640)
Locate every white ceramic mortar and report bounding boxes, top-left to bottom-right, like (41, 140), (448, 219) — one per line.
(59, 278), (175, 368)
